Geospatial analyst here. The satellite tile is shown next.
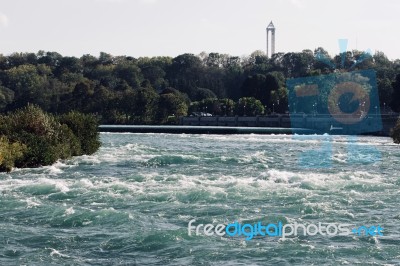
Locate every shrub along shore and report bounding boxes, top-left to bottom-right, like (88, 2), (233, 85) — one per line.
(391, 118), (400, 144)
(0, 105), (100, 172)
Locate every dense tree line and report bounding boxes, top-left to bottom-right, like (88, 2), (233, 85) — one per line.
(0, 49), (399, 124)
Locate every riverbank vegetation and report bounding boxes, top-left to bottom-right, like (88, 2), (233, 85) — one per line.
(0, 105), (100, 172)
(391, 118), (400, 144)
(0, 49), (399, 124)
(0, 49), (399, 143)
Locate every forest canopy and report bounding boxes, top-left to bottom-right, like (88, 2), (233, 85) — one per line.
(0, 49), (399, 124)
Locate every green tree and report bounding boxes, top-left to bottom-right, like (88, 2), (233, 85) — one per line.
(5, 64), (51, 110)
(67, 80), (95, 112)
(59, 111), (100, 155)
(193, 87), (217, 101)
(270, 87), (288, 113)
(241, 74), (279, 106)
(198, 98), (220, 115)
(236, 97), (264, 116)
(37, 51), (62, 69)
(314, 47), (334, 73)
(132, 88), (160, 124)
(114, 62), (142, 89)
(390, 74), (400, 112)
(157, 91), (188, 123)
(219, 98), (235, 116)
(0, 86), (14, 111)
(0, 136), (26, 172)
(167, 53), (203, 98)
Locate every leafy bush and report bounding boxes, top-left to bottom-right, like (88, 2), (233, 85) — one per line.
(0, 105), (100, 171)
(0, 136), (26, 172)
(56, 124), (82, 157)
(390, 117), (400, 144)
(59, 111), (100, 155)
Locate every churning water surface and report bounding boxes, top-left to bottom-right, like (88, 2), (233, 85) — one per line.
(0, 133), (399, 265)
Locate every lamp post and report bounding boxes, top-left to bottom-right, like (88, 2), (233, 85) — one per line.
(360, 102), (368, 118)
(273, 103), (275, 114)
(243, 104), (246, 116)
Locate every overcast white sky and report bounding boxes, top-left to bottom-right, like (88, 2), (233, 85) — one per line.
(0, 0), (399, 59)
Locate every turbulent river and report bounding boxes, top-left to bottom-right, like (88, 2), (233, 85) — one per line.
(0, 133), (399, 265)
